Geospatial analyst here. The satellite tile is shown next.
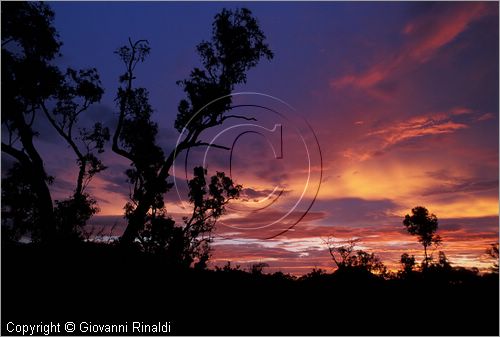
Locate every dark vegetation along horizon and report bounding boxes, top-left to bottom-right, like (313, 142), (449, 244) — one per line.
(1, 2), (499, 336)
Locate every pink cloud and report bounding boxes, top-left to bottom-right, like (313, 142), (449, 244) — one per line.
(334, 109), (471, 162)
(451, 107), (474, 116)
(331, 2), (492, 90)
(403, 2), (490, 62)
(368, 117), (468, 149)
(477, 112), (495, 121)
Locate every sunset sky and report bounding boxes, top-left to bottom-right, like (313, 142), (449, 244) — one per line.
(5, 2), (498, 274)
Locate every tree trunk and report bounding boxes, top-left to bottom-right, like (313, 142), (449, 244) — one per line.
(423, 245), (428, 269)
(30, 166), (56, 243)
(119, 141), (187, 246)
(120, 208), (145, 246)
(120, 193), (154, 246)
(75, 158), (86, 199)
(7, 114), (57, 243)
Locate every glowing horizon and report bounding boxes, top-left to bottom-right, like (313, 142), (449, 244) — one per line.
(3, 1), (498, 275)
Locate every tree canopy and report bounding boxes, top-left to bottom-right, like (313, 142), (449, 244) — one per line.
(403, 206), (441, 268)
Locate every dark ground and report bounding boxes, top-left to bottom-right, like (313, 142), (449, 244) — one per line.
(2, 242), (499, 336)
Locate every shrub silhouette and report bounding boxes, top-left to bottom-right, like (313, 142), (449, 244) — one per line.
(399, 253), (416, 278)
(486, 242), (499, 273)
(250, 262), (270, 275)
(1, 163), (41, 242)
(324, 236), (386, 276)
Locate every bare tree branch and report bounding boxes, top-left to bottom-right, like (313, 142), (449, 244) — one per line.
(220, 114), (257, 122)
(1, 141), (31, 166)
(192, 142), (230, 151)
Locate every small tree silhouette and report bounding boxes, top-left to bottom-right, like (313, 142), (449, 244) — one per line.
(433, 251), (452, 271)
(400, 253), (416, 275)
(323, 236), (386, 275)
(403, 206), (441, 269)
(250, 262), (269, 275)
(323, 236), (359, 270)
(486, 243), (499, 273)
(346, 250), (386, 275)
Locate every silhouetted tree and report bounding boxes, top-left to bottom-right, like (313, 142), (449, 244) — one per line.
(2, 2), (62, 242)
(42, 69), (109, 240)
(424, 251), (453, 277)
(112, 8), (273, 247)
(184, 167), (241, 268)
(112, 38), (244, 267)
(323, 236), (359, 270)
(486, 243), (499, 273)
(344, 250), (386, 275)
(2, 2), (109, 242)
(403, 206), (441, 269)
(435, 251), (452, 270)
(112, 38), (170, 246)
(138, 167), (241, 268)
